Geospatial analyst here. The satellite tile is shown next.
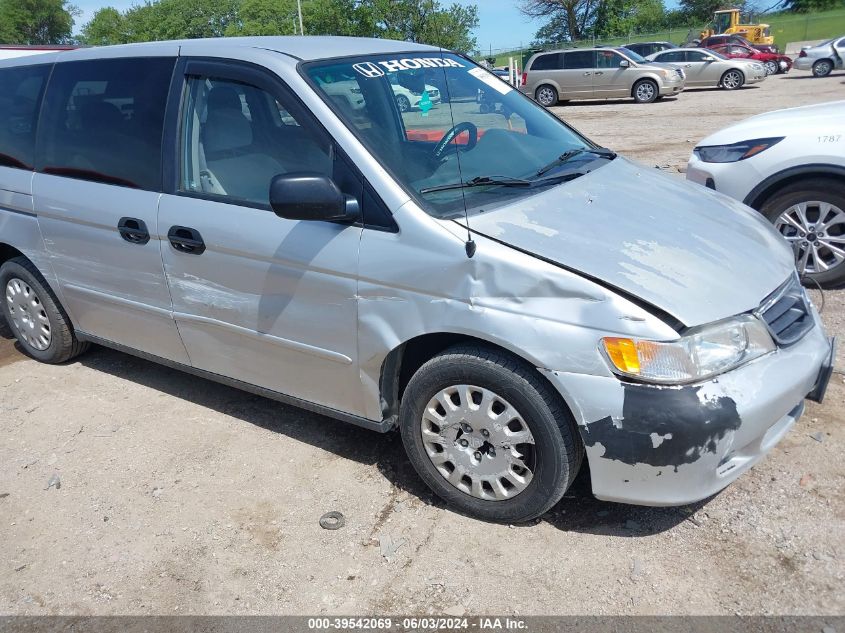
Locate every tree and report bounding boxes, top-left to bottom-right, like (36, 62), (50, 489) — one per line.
(593, 0), (666, 37)
(520, 0), (602, 42)
(367, 0), (479, 52)
(778, 0), (839, 11)
(225, 0), (299, 35)
(0, 0), (79, 44)
(80, 7), (126, 45)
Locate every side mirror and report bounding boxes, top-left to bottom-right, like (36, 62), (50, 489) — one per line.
(269, 173), (359, 222)
(619, 59), (630, 68)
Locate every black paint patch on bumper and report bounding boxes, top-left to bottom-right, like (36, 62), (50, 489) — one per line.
(583, 383), (741, 469)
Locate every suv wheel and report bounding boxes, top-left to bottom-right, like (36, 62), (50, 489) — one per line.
(632, 79), (658, 103)
(0, 257), (88, 363)
(760, 178), (845, 288)
(534, 85), (558, 107)
(721, 69), (745, 89)
(399, 344), (583, 523)
(812, 59), (833, 77)
(764, 60), (778, 75)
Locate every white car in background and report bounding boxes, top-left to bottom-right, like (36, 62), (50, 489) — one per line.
(388, 74), (441, 112)
(687, 100), (845, 287)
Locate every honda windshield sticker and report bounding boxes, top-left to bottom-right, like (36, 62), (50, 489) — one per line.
(468, 67), (512, 95)
(352, 57), (465, 77)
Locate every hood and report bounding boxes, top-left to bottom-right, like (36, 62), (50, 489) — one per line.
(697, 100), (845, 145)
(462, 158), (794, 328)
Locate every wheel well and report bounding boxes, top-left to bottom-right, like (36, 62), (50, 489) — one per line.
(0, 243), (24, 266)
(379, 332), (574, 422)
(747, 172), (844, 211)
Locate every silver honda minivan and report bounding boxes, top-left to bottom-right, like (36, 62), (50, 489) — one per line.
(0, 37), (834, 522)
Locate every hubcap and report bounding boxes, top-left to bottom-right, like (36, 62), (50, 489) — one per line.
(724, 72), (741, 88)
(636, 83), (654, 101)
(815, 61), (831, 76)
(5, 278), (52, 351)
(775, 200), (845, 275)
(420, 385), (536, 501)
(765, 61), (777, 75)
(537, 88), (555, 106)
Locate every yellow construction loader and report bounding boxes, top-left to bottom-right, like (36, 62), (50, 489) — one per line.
(699, 8), (775, 47)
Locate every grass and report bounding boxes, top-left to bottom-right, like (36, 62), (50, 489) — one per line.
(488, 6), (845, 66)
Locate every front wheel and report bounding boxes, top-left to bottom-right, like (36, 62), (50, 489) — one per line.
(760, 178), (845, 288)
(0, 257), (88, 363)
(813, 59), (833, 77)
(399, 344), (583, 523)
(720, 69), (745, 90)
(632, 79), (658, 103)
(764, 60), (778, 75)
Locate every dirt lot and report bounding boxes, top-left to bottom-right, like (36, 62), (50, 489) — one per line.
(1, 71), (844, 617)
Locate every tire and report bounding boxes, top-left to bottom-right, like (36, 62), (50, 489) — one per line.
(632, 79), (658, 103)
(395, 95), (411, 113)
(534, 84), (558, 107)
(764, 60), (778, 75)
(0, 257), (88, 363)
(812, 59), (833, 77)
(720, 69), (745, 90)
(759, 178), (845, 288)
(478, 102), (491, 114)
(399, 344), (583, 523)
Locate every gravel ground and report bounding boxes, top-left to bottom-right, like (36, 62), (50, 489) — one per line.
(1, 71), (844, 617)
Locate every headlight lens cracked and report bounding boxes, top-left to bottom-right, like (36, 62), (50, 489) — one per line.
(601, 315), (776, 384)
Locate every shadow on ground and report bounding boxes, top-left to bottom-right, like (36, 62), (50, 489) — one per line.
(66, 345), (705, 536)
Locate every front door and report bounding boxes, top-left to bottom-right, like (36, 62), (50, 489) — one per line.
(682, 50), (714, 86)
(33, 52), (189, 363)
(592, 50), (631, 98)
(157, 60), (365, 415)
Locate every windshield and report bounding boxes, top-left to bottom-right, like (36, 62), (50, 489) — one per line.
(616, 47), (647, 63)
(303, 52), (606, 219)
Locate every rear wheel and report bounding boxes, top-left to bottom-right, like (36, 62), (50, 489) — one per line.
(395, 95), (411, 113)
(760, 178), (845, 288)
(720, 69), (745, 89)
(399, 344), (583, 523)
(534, 85), (558, 107)
(812, 59), (833, 77)
(0, 257), (88, 363)
(632, 79), (658, 103)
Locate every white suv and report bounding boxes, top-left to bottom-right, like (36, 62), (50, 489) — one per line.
(687, 100), (845, 287)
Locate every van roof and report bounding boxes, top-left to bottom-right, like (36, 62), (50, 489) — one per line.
(18, 36), (441, 63)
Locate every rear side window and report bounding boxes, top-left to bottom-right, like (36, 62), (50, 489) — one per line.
(0, 65), (50, 171)
(530, 53), (562, 71)
(36, 57), (175, 190)
(687, 51), (710, 62)
(564, 51), (595, 69)
(658, 51), (685, 63)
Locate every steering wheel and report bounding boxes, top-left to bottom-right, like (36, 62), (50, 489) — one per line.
(433, 122), (478, 160)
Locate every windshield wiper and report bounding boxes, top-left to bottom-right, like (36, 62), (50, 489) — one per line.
(535, 147), (617, 177)
(419, 175), (533, 194)
(419, 171), (589, 195)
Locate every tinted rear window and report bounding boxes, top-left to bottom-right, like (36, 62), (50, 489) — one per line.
(564, 51), (595, 69)
(658, 51), (685, 63)
(36, 57), (175, 190)
(531, 53), (562, 70)
(0, 64), (50, 171)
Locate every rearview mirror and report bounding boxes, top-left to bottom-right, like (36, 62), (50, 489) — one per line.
(619, 60), (630, 68)
(269, 173), (360, 222)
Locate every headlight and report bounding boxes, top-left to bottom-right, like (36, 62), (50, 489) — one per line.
(600, 315), (775, 384)
(751, 63), (764, 70)
(693, 137), (784, 163)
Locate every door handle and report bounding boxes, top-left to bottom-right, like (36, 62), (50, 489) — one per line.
(594, 71), (604, 75)
(582, 71), (592, 76)
(167, 226), (206, 255)
(117, 217), (150, 245)
(684, 64), (692, 68)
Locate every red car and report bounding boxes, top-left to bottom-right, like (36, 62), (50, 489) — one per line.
(708, 43), (792, 75)
(699, 34), (778, 54)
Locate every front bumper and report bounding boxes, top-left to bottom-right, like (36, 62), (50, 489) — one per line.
(685, 154), (761, 203)
(544, 310), (832, 506)
(659, 77), (685, 96)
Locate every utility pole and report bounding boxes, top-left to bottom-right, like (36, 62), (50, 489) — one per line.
(297, 0), (304, 35)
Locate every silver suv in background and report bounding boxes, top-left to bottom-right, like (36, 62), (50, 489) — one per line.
(521, 46), (685, 105)
(646, 48), (766, 89)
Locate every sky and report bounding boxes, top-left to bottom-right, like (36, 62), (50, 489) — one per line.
(72, 0), (542, 50)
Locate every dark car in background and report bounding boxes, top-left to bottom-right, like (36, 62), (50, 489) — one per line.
(623, 41), (677, 57)
(699, 34), (778, 54)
